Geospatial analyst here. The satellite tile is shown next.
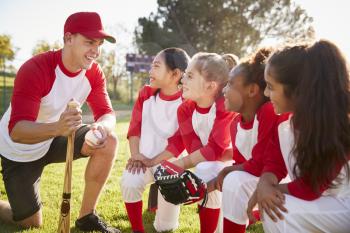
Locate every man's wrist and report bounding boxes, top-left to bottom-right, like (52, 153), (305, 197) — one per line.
(50, 121), (60, 137)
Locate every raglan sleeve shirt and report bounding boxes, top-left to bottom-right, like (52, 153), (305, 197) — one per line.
(260, 113), (289, 182)
(177, 100), (204, 154)
(243, 103), (285, 178)
(127, 86), (154, 138)
(286, 158), (349, 200)
(85, 63), (114, 121)
(199, 98), (236, 161)
(8, 53), (55, 133)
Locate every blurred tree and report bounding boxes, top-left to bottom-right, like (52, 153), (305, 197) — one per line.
(135, 0), (314, 57)
(32, 40), (61, 56)
(99, 23), (134, 100)
(97, 49), (126, 99)
(0, 34), (16, 69)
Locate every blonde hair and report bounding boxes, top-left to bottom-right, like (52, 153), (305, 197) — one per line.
(191, 52), (229, 92)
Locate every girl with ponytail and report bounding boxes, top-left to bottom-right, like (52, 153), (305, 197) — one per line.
(254, 40), (350, 233)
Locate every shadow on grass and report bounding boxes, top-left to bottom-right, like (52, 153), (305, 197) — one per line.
(0, 221), (33, 233)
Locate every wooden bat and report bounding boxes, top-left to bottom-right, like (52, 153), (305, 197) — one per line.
(57, 101), (79, 233)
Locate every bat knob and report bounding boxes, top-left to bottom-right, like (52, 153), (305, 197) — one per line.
(68, 100), (80, 109)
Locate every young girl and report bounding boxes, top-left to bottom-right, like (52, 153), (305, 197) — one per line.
(207, 48), (288, 233)
(120, 48), (189, 233)
(166, 52), (237, 233)
(252, 40), (350, 233)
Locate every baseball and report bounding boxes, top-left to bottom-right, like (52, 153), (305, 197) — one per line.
(85, 129), (103, 146)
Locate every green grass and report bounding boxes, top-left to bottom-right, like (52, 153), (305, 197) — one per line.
(0, 116), (263, 233)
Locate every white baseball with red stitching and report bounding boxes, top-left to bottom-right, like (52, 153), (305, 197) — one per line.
(85, 129), (102, 146)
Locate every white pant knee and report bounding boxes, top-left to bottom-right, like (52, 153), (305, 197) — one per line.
(120, 170), (151, 202)
(222, 171), (259, 224)
(196, 161), (227, 209)
(154, 189), (181, 232)
(263, 195), (350, 233)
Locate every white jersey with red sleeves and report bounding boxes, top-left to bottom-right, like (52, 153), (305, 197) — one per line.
(177, 96), (237, 161)
(0, 49), (113, 162)
(278, 115), (350, 200)
(230, 102), (287, 180)
(127, 86), (184, 158)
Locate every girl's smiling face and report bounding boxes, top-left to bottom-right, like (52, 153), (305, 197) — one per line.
(148, 52), (173, 89)
(222, 67), (250, 112)
(181, 61), (209, 101)
(264, 63), (293, 114)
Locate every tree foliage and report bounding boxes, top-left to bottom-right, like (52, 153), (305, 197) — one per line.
(32, 40), (61, 56)
(135, 0), (314, 57)
(0, 34), (16, 68)
(97, 49), (126, 99)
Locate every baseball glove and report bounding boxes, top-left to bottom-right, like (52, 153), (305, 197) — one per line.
(154, 160), (207, 207)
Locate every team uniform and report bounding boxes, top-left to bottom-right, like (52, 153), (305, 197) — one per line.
(0, 49), (113, 221)
(177, 96), (237, 233)
(263, 115), (350, 233)
(120, 86), (184, 232)
(221, 102), (287, 229)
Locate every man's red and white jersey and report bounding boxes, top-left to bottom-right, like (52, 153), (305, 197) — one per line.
(0, 50), (113, 162)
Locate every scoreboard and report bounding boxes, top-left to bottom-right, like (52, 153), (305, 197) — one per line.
(125, 53), (154, 73)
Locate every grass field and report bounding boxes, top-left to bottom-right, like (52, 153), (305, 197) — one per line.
(0, 115), (263, 233)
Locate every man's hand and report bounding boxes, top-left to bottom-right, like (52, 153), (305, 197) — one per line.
(86, 123), (109, 149)
(57, 105), (82, 137)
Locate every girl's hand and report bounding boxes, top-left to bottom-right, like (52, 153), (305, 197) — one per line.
(206, 178), (217, 192)
(247, 190), (259, 224)
(141, 157), (156, 167)
(214, 167), (231, 191)
(256, 181), (287, 222)
(132, 152), (147, 161)
(132, 153), (155, 167)
(126, 157), (147, 174)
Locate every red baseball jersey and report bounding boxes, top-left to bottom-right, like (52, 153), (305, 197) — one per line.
(0, 49), (113, 162)
(177, 96), (237, 161)
(127, 86), (184, 158)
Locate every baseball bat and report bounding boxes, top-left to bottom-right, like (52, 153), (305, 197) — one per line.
(57, 101), (79, 233)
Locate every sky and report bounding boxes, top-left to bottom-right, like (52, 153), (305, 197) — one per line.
(0, 0), (158, 68)
(0, 0), (349, 69)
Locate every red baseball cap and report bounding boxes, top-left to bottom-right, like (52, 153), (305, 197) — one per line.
(64, 12), (116, 43)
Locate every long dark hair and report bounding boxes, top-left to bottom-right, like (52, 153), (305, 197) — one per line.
(268, 40), (350, 192)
